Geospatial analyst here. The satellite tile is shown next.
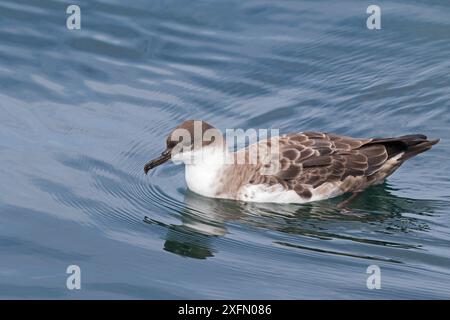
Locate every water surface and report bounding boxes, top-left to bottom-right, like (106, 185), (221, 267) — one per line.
(0, 0), (450, 299)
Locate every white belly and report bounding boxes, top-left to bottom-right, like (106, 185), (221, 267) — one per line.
(237, 184), (305, 203)
(237, 182), (343, 204)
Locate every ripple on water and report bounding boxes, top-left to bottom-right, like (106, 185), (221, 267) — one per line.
(1, 0), (450, 299)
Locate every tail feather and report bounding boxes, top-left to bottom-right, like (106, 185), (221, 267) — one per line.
(368, 134), (439, 161)
(401, 138), (440, 160)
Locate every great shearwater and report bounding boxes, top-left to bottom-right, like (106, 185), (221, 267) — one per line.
(144, 120), (439, 206)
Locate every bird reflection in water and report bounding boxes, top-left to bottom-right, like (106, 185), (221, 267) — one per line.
(144, 183), (438, 259)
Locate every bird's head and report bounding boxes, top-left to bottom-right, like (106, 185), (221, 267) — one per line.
(144, 120), (223, 174)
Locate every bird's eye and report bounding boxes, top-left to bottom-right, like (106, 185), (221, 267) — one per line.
(167, 140), (177, 148)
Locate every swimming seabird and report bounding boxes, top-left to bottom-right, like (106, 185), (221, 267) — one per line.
(144, 120), (439, 206)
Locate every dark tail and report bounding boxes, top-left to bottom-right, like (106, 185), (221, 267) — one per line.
(368, 134), (440, 161)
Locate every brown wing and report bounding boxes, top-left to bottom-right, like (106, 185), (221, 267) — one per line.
(249, 131), (390, 198)
(244, 132), (438, 199)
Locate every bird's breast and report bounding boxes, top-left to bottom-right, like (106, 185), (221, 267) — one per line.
(184, 162), (224, 198)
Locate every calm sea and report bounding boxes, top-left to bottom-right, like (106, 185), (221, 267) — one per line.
(0, 0), (449, 298)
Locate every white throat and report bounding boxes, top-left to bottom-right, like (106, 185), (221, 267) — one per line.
(184, 145), (229, 198)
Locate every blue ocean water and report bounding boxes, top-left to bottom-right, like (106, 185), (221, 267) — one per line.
(0, 0), (449, 299)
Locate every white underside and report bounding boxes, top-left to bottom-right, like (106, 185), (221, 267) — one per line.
(237, 184), (305, 203)
(236, 182), (342, 203)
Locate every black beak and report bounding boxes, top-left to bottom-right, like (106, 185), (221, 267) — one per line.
(144, 149), (171, 174)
